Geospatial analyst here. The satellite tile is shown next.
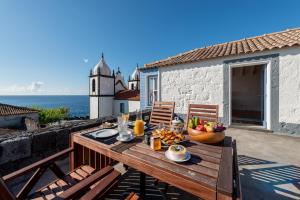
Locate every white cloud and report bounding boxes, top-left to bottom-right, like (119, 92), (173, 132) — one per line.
(0, 81), (45, 94)
(28, 81), (44, 92)
(83, 58), (89, 63)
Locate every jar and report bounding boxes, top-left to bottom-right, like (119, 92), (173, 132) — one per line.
(171, 117), (184, 133)
(150, 135), (161, 151)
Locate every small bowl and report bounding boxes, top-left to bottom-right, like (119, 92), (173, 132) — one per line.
(188, 128), (225, 144)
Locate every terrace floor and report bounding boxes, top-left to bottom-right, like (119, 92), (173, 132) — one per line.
(7, 128), (300, 200)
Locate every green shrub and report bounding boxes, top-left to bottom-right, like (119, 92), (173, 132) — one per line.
(32, 106), (70, 125)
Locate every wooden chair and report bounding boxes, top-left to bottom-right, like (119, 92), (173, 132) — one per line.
(186, 104), (219, 127)
(149, 101), (175, 128)
(0, 147), (121, 200)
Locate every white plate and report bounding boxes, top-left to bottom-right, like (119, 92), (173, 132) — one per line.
(116, 134), (135, 142)
(89, 129), (118, 139)
(165, 151), (191, 162)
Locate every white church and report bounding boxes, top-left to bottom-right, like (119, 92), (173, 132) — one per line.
(89, 54), (140, 119)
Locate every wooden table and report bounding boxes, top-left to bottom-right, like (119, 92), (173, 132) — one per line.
(70, 127), (236, 200)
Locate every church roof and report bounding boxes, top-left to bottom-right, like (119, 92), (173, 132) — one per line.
(93, 54), (111, 75)
(114, 90), (140, 101)
(142, 27), (300, 69)
(0, 103), (38, 116)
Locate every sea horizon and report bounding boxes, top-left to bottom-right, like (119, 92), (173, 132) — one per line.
(0, 95), (89, 117)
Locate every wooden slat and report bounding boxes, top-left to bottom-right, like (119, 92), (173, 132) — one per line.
(95, 153), (101, 170)
(130, 145), (219, 177)
(83, 147), (90, 165)
(90, 150), (95, 169)
(136, 143), (220, 170)
(77, 145), (84, 168)
(78, 171), (120, 200)
(190, 108), (218, 113)
(16, 167), (47, 199)
(187, 146), (222, 159)
(151, 111), (173, 116)
(124, 149), (217, 189)
(151, 115), (172, 121)
(40, 187), (56, 200)
(186, 104), (219, 128)
(190, 104), (218, 109)
(217, 137), (233, 198)
(154, 101), (174, 105)
(126, 192), (140, 200)
(58, 166), (115, 200)
(0, 178), (15, 200)
(189, 113), (217, 118)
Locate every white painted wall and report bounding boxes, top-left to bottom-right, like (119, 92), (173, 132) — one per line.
(0, 113), (38, 128)
(279, 47), (300, 124)
(90, 97), (98, 119)
(114, 100), (129, 116)
(100, 77), (114, 95)
(128, 101), (140, 112)
(99, 97), (114, 117)
(160, 59), (224, 117)
(159, 46), (300, 125)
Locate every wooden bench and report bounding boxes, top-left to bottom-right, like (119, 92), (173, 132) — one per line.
(0, 148), (121, 200)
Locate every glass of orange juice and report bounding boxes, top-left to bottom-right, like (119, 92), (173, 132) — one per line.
(134, 110), (144, 136)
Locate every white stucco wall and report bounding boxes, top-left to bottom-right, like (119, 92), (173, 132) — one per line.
(160, 59), (224, 117)
(99, 97), (114, 117)
(128, 101), (140, 112)
(90, 97), (98, 119)
(114, 100), (129, 116)
(158, 46), (300, 126)
(278, 47), (300, 124)
(100, 77), (114, 95)
(0, 113), (38, 128)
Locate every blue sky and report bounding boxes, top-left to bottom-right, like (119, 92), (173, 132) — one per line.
(0, 0), (300, 95)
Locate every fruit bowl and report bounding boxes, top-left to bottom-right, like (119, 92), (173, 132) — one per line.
(188, 128), (225, 144)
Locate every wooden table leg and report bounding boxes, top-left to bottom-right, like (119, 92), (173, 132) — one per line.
(140, 172), (146, 199)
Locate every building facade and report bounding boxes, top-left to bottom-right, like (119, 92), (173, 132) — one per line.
(89, 54), (140, 119)
(139, 28), (300, 135)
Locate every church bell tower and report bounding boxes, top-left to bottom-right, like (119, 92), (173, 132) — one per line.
(89, 53), (115, 119)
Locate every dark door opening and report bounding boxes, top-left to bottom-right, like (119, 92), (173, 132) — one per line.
(231, 65), (265, 126)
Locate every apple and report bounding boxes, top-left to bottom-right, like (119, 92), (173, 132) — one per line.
(206, 126), (214, 132)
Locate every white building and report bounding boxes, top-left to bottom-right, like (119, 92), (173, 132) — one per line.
(139, 28), (300, 135)
(0, 103), (39, 129)
(89, 54), (140, 119)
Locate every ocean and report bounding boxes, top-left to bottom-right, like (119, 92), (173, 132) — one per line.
(0, 95), (89, 117)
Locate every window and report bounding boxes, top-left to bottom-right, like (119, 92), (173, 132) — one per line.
(147, 75), (158, 106)
(120, 103), (125, 113)
(131, 83), (134, 90)
(92, 79), (96, 92)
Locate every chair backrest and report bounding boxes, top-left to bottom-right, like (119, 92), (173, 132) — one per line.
(0, 177), (15, 200)
(149, 101), (175, 128)
(186, 104), (219, 127)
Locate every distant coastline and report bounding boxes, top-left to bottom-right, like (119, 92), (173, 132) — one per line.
(0, 95), (89, 118)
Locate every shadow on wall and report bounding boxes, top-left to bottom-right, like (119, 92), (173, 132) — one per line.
(238, 155), (300, 200)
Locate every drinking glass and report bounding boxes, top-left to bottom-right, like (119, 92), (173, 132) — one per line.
(134, 110), (144, 136)
(122, 113), (129, 122)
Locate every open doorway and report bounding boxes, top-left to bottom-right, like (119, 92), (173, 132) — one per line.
(231, 65), (266, 128)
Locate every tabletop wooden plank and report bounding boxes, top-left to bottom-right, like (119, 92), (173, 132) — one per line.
(110, 137), (143, 153)
(135, 143), (220, 171)
(217, 137), (233, 199)
(123, 149), (217, 189)
(131, 145), (219, 177)
(186, 146), (222, 159)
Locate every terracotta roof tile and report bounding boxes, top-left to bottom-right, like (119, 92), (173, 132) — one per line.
(0, 103), (38, 116)
(114, 90), (140, 101)
(143, 28), (300, 69)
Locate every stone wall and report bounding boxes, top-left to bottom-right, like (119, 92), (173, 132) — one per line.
(0, 110), (151, 176)
(0, 113), (39, 129)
